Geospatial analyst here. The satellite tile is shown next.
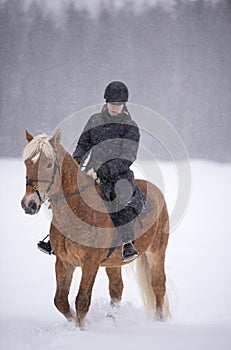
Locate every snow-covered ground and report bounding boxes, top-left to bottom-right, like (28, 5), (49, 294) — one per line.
(0, 158), (231, 350)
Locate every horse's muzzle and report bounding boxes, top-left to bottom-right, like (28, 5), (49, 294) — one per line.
(21, 197), (41, 215)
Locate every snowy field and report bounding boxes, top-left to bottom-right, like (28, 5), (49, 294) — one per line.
(0, 158), (231, 350)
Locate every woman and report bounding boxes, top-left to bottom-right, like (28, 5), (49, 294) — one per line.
(38, 81), (150, 261)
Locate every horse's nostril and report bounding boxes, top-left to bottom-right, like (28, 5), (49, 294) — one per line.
(29, 201), (37, 211)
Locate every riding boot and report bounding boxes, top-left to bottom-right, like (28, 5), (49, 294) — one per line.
(117, 221), (139, 262)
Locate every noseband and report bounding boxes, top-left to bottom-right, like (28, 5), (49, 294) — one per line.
(26, 159), (60, 204)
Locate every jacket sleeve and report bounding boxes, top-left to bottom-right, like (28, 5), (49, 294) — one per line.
(72, 117), (94, 166)
(120, 121), (140, 165)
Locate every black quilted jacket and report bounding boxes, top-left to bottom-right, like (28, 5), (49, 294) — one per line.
(73, 105), (140, 179)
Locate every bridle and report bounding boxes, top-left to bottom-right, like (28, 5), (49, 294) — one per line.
(26, 159), (60, 204)
(26, 157), (96, 205)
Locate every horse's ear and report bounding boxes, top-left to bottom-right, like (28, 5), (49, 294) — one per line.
(25, 130), (33, 142)
(49, 129), (62, 147)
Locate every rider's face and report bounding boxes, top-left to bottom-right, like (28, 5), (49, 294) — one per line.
(107, 103), (124, 116)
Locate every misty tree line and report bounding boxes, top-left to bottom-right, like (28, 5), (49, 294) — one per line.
(0, 0), (231, 161)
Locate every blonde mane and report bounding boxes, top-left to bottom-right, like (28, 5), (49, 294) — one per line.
(23, 134), (56, 163)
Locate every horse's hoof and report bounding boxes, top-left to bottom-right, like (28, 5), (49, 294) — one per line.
(110, 299), (121, 308)
(154, 310), (164, 322)
(106, 313), (116, 324)
(65, 308), (76, 321)
(76, 315), (86, 330)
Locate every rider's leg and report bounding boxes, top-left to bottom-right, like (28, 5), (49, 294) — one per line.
(115, 209), (139, 262)
(100, 176), (139, 262)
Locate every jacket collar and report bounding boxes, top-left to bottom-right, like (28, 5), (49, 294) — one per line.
(101, 104), (131, 123)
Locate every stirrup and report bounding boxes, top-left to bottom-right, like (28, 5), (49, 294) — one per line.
(122, 241), (139, 262)
(37, 239), (53, 255)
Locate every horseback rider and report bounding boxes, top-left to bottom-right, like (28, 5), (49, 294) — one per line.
(38, 81), (151, 261)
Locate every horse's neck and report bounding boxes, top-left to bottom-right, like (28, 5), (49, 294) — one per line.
(51, 145), (94, 238)
(58, 145), (85, 195)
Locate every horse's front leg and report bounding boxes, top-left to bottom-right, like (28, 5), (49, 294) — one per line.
(75, 263), (99, 329)
(54, 258), (75, 321)
(106, 266), (124, 306)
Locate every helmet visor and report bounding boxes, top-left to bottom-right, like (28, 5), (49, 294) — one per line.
(107, 101), (124, 105)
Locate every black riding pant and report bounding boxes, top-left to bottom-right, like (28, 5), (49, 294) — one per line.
(99, 169), (144, 243)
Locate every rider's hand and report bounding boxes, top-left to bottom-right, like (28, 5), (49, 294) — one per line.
(86, 168), (97, 180)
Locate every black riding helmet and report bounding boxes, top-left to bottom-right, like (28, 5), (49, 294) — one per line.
(104, 81), (129, 104)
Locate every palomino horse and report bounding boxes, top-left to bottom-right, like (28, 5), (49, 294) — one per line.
(21, 129), (170, 328)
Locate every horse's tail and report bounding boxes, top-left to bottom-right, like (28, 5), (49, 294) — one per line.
(135, 252), (170, 319)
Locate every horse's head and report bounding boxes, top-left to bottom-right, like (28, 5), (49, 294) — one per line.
(21, 129), (62, 215)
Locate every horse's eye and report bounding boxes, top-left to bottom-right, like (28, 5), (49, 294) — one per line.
(47, 162), (53, 168)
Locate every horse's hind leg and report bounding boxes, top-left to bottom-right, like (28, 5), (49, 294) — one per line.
(106, 267), (124, 306)
(146, 249), (168, 320)
(54, 258), (75, 321)
(137, 248), (168, 321)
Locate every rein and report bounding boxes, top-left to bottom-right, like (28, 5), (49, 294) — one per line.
(48, 179), (96, 205)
